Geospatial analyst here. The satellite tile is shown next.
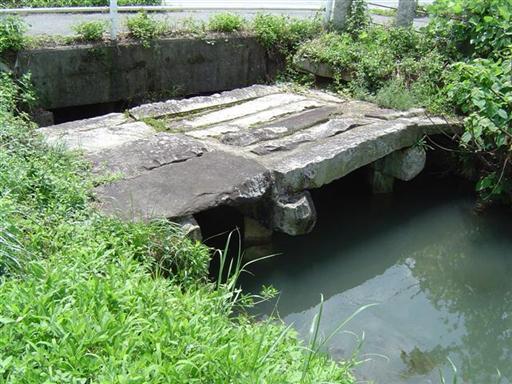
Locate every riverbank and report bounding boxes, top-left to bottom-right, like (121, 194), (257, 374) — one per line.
(0, 76), (355, 382)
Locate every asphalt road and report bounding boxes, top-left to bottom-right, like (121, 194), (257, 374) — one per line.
(18, 9), (429, 36)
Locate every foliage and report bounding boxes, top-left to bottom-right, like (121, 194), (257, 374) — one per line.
(72, 20), (107, 42)
(363, 78), (419, 111)
(0, 72), (36, 114)
(252, 14), (322, 55)
(208, 12), (244, 33)
(0, 75), (355, 383)
(0, 16), (25, 54)
(427, 0), (512, 60)
(426, 0), (512, 202)
(446, 56), (512, 203)
(295, 26), (449, 111)
(126, 11), (166, 47)
(344, 0), (370, 35)
(1, 0), (158, 7)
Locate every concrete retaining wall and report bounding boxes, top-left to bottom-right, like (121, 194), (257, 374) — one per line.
(15, 36), (273, 110)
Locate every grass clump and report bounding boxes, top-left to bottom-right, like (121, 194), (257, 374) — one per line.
(252, 13), (322, 55)
(0, 16), (25, 54)
(362, 78), (419, 110)
(0, 73), (356, 383)
(208, 12), (245, 33)
(72, 20), (107, 42)
(126, 11), (167, 47)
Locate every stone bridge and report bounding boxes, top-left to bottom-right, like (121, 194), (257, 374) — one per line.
(40, 85), (456, 239)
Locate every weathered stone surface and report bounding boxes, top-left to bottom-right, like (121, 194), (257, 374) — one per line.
(271, 192), (317, 236)
(265, 117), (456, 193)
(379, 146), (427, 181)
(130, 85), (281, 120)
(249, 117), (372, 156)
(173, 215), (202, 241)
(16, 36), (274, 110)
(95, 151), (272, 221)
(220, 105), (342, 147)
(293, 56), (352, 81)
(88, 133), (208, 179)
(166, 93), (319, 132)
(44, 120), (155, 153)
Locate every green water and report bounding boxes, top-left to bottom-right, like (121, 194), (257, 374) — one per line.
(242, 174), (512, 384)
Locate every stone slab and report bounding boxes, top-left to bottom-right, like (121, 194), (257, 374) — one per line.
(42, 119), (155, 153)
(265, 117), (457, 192)
(165, 93), (313, 131)
(95, 151), (272, 220)
(130, 84), (281, 120)
(88, 133), (208, 179)
(219, 105), (342, 147)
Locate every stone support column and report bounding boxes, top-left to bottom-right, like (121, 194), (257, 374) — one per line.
(396, 0), (417, 27)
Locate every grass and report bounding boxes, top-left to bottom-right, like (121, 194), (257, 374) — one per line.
(0, 73), (356, 383)
(369, 8), (396, 17)
(208, 12), (245, 33)
(72, 20), (107, 42)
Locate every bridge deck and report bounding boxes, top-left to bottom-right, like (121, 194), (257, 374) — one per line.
(40, 85), (455, 234)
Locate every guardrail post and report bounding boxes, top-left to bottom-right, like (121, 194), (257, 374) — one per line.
(110, 0), (118, 40)
(396, 0), (416, 27)
(331, 0), (352, 31)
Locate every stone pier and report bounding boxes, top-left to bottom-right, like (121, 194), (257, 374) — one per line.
(39, 85), (457, 236)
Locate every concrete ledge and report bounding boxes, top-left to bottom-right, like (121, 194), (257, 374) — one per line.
(15, 35), (272, 109)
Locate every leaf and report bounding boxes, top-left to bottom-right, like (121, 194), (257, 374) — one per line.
(497, 109), (508, 119)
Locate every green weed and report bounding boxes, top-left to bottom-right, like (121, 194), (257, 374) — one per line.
(0, 16), (25, 54)
(72, 20), (107, 42)
(208, 12), (245, 33)
(126, 12), (167, 47)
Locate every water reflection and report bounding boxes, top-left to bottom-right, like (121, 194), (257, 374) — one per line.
(242, 175), (512, 383)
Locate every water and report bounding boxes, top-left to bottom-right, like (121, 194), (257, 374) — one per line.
(242, 173), (512, 384)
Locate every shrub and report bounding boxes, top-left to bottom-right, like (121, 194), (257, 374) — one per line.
(446, 56), (512, 203)
(366, 78), (419, 111)
(252, 13), (322, 54)
(72, 20), (107, 42)
(0, 16), (25, 54)
(126, 11), (167, 47)
(208, 12), (244, 33)
(427, 0), (512, 60)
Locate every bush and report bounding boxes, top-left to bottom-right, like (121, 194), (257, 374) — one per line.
(446, 56), (512, 203)
(0, 16), (25, 54)
(295, 26), (448, 110)
(72, 20), (106, 42)
(208, 12), (244, 33)
(252, 13), (322, 54)
(365, 78), (419, 111)
(126, 11), (167, 47)
(427, 0), (512, 60)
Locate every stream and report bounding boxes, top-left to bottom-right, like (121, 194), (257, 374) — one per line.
(241, 171), (512, 384)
